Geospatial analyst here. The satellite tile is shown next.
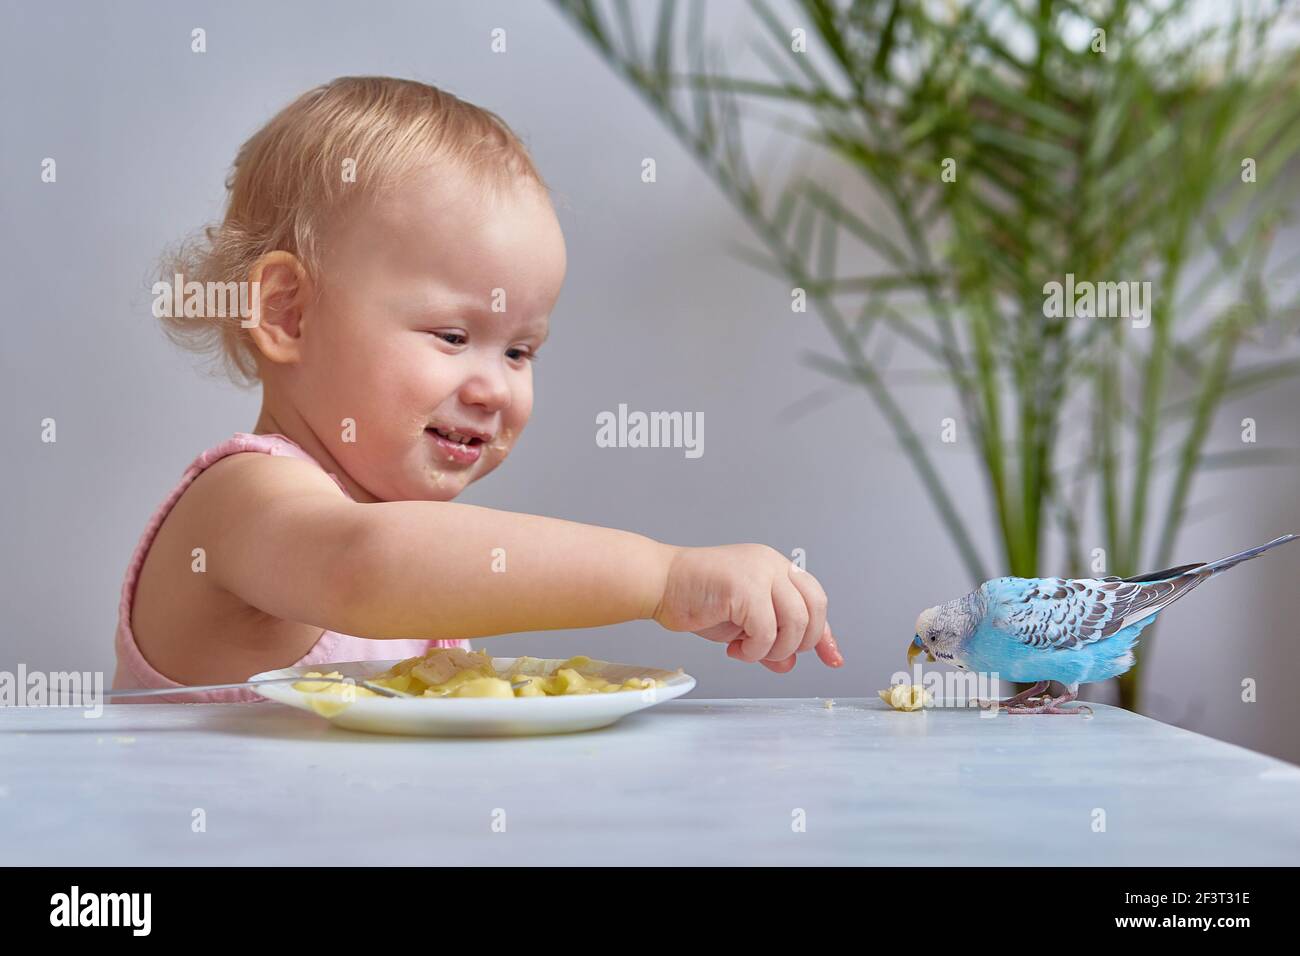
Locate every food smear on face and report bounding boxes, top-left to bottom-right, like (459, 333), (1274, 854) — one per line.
(291, 648), (666, 702)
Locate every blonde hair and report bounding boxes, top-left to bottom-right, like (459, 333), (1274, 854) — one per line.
(157, 76), (551, 387)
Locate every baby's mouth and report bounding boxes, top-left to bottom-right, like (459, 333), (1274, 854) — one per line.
(425, 426), (488, 465)
(426, 426), (484, 448)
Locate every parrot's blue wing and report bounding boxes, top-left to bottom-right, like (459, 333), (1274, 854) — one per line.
(984, 574), (1207, 650)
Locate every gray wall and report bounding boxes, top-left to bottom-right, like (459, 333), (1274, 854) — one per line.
(2, 1), (1298, 762)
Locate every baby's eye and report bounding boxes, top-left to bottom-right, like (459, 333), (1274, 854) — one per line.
(430, 331), (466, 346)
(507, 347), (537, 363)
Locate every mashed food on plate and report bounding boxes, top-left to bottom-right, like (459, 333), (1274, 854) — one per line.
(292, 647), (665, 700)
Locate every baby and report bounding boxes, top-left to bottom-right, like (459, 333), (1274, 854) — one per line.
(114, 76), (843, 702)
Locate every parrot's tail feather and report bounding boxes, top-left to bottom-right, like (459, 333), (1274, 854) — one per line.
(1200, 534), (1298, 576)
(1122, 562), (1204, 583)
(1121, 534), (1298, 584)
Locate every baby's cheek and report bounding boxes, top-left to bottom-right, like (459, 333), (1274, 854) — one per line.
(511, 382), (534, 428)
(490, 423), (515, 449)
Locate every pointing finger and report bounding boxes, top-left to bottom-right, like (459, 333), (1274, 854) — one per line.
(815, 623), (844, 667)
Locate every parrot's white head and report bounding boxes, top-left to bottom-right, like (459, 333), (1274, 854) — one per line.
(910, 608), (939, 664)
(909, 597), (980, 668)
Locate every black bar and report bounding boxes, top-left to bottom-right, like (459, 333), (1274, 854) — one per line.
(2, 866), (1286, 938)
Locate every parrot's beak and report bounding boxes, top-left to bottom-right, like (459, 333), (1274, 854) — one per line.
(908, 634), (933, 665)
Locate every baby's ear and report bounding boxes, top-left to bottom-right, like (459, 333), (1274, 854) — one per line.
(246, 251), (312, 365)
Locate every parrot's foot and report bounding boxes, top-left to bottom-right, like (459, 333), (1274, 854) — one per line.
(972, 681), (1050, 710)
(1001, 689), (1093, 717)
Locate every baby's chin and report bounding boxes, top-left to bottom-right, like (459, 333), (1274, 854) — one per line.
(365, 472), (463, 503)
(371, 436), (511, 501)
(421, 468), (471, 501)
(418, 455), (504, 501)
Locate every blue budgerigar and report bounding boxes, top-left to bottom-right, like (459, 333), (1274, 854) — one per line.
(908, 535), (1298, 714)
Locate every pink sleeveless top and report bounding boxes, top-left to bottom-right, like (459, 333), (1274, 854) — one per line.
(113, 432), (470, 703)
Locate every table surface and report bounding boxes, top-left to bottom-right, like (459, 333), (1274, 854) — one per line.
(2, 697), (1298, 865)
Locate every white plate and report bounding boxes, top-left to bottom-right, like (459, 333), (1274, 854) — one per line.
(249, 657), (696, 737)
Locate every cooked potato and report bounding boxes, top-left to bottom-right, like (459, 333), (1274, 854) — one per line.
(878, 683), (931, 711)
(292, 649), (667, 704)
(448, 677), (515, 698)
(410, 648), (494, 686)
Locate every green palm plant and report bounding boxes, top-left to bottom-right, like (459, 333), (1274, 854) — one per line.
(551, 0), (1300, 710)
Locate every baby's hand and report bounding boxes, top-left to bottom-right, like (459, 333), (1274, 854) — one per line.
(652, 545), (844, 672)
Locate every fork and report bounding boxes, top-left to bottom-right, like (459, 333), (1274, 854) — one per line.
(100, 675), (531, 700)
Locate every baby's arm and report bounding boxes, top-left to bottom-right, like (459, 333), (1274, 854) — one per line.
(203, 453), (672, 641)
(336, 498), (672, 640)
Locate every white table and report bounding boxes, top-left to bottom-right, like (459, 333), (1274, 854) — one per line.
(2, 698), (1297, 865)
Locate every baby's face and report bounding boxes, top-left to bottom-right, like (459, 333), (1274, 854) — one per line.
(295, 166), (566, 502)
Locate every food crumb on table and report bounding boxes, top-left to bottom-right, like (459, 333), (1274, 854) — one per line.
(878, 684), (931, 711)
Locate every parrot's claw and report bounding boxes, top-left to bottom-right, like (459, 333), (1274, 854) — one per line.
(1002, 702), (1092, 716)
(1000, 690), (1093, 717)
(972, 681), (1051, 710)
(973, 698), (1043, 709)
